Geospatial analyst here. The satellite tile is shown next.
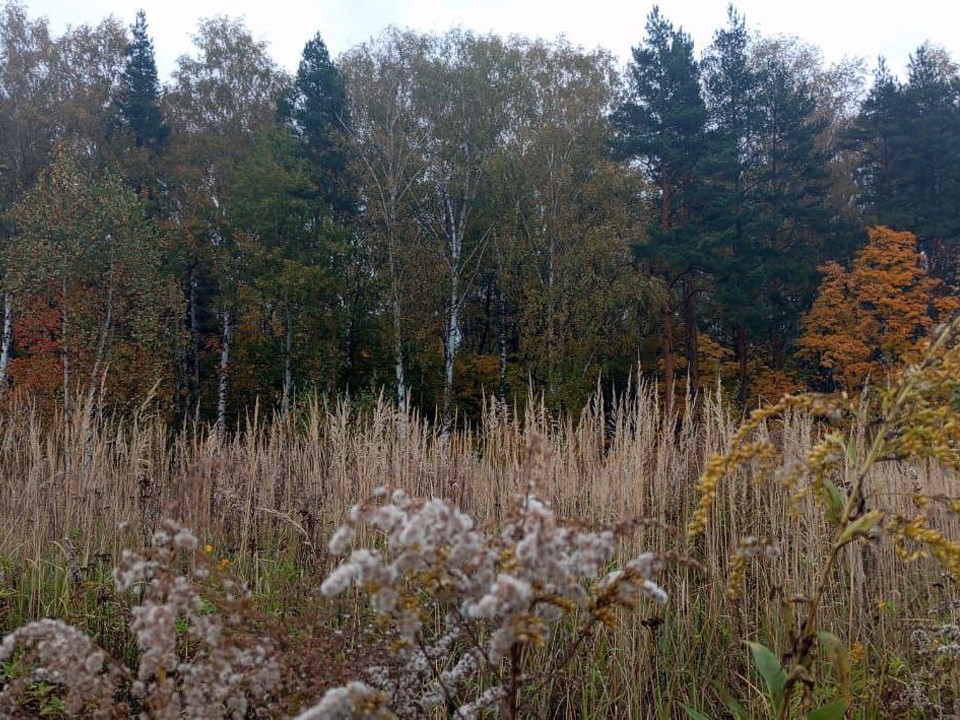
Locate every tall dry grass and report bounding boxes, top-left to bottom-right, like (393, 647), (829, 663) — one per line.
(1, 382), (957, 716)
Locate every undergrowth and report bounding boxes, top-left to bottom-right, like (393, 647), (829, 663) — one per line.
(1, 315), (960, 717)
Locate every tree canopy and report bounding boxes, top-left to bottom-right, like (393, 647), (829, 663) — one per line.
(1, 4), (958, 423)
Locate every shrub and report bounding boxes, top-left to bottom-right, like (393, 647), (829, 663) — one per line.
(304, 436), (691, 718)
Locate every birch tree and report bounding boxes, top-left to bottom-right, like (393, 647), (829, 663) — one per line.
(493, 40), (642, 407)
(165, 16), (284, 431)
(411, 31), (519, 429)
(0, 5), (125, 393)
(340, 30), (431, 409)
(8, 147), (179, 417)
(0, 3), (54, 391)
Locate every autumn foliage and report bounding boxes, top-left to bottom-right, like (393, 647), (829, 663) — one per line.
(2, 6), (960, 423)
(799, 225), (954, 391)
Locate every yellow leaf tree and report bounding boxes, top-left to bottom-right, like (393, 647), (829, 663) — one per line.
(800, 226), (949, 391)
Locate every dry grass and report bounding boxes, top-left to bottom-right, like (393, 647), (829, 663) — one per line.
(1, 381), (958, 717)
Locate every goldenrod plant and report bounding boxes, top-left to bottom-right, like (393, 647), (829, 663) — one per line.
(687, 314), (960, 718)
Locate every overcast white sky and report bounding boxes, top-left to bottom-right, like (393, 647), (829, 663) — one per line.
(22, 0), (960, 81)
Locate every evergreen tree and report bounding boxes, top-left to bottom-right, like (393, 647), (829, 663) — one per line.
(612, 6), (709, 410)
(280, 32), (356, 218)
(739, 43), (833, 338)
(114, 10), (168, 153)
(850, 45), (960, 287)
(701, 5), (762, 257)
(703, 28), (836, 403)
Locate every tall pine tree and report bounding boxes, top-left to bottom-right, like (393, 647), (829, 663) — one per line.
(280, 32), (355, 218)
(114, 10), (168, 153)
(850, 44), (960, 287)
(612, 6), (709, 411)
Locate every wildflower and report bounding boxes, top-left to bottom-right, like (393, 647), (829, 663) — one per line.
(294, 681), (393, 719)
(849, 643), (866, 664)
(318, 463), (672, 715)
(173, 527), (199, 551)
(329, 525), (356, 555)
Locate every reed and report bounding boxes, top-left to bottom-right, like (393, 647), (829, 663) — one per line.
(0, 368), (957, 717)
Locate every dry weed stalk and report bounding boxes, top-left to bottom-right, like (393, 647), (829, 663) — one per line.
(687, 314), (960, 718)
(1, 520), (282, 718)
(309, 435), (693, 719)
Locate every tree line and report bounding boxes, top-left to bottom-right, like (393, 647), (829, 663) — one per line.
(0, 2), (957, 427)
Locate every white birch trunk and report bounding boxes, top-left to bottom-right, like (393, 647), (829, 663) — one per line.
(216, 309), (233, 435)
(388, 231), (407, 409)
(393, 296), (406, 409)
(61, 273), (70, 417)
(441, 192), (464, 433)
(443, 271), (461, 429)
(498, 281), (507, 409)
(189, 270), (200, 406)
(0, 290), (12, 391)
(61, 272), (72, 469)
(282, 305), (294, 416)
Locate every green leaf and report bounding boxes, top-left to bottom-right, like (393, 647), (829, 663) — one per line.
(846, 440), (858, 465)
(683, 707), (714, 720)
(818, 631), (851, 704)
(725, 696), (748, 720)
(823, 478), (845, 525)
(838, 509), (883, 545)
(807, 700), (847, 720)
(746, 641), (786, 712)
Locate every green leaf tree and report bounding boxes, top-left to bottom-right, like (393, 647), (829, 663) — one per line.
(8, 146), (181, 424)
(0, 2), (55, 391)
(340, 29), (431, 410)
(487, 39), (651, 410)
(227, 126), (345, 413)
(165, 16), (285, 431)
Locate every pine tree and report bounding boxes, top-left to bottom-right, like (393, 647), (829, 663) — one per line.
(850, 45), (960, 287)
(280, 32), (355, 218)
(612, 6), (709, 411)
(704, 30), (835, 404)
(114, 10), (168, 153)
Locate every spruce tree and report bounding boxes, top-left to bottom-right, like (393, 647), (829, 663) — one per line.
(114, 10), (168, 153)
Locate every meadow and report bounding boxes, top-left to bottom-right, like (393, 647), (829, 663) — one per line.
(1, 323), (960, 718)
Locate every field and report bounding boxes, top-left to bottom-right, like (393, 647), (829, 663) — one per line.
(1, 351), (960, 718)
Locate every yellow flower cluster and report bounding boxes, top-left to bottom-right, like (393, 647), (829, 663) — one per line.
(726, 552), (748, 603)
(687, 393), (848, 539)
(890, 514), (960, 582)
(848, 642), (866, 665)
(687, 439), (777, 538)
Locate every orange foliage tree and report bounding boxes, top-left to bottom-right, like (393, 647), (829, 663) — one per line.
(799, 225), (955, 391)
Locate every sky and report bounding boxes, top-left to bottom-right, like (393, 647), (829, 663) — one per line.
(22, 0), (960, 82)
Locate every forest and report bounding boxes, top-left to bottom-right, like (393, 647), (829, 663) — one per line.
(1, 2), (958, 427)
(4, 3), (960, 718)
